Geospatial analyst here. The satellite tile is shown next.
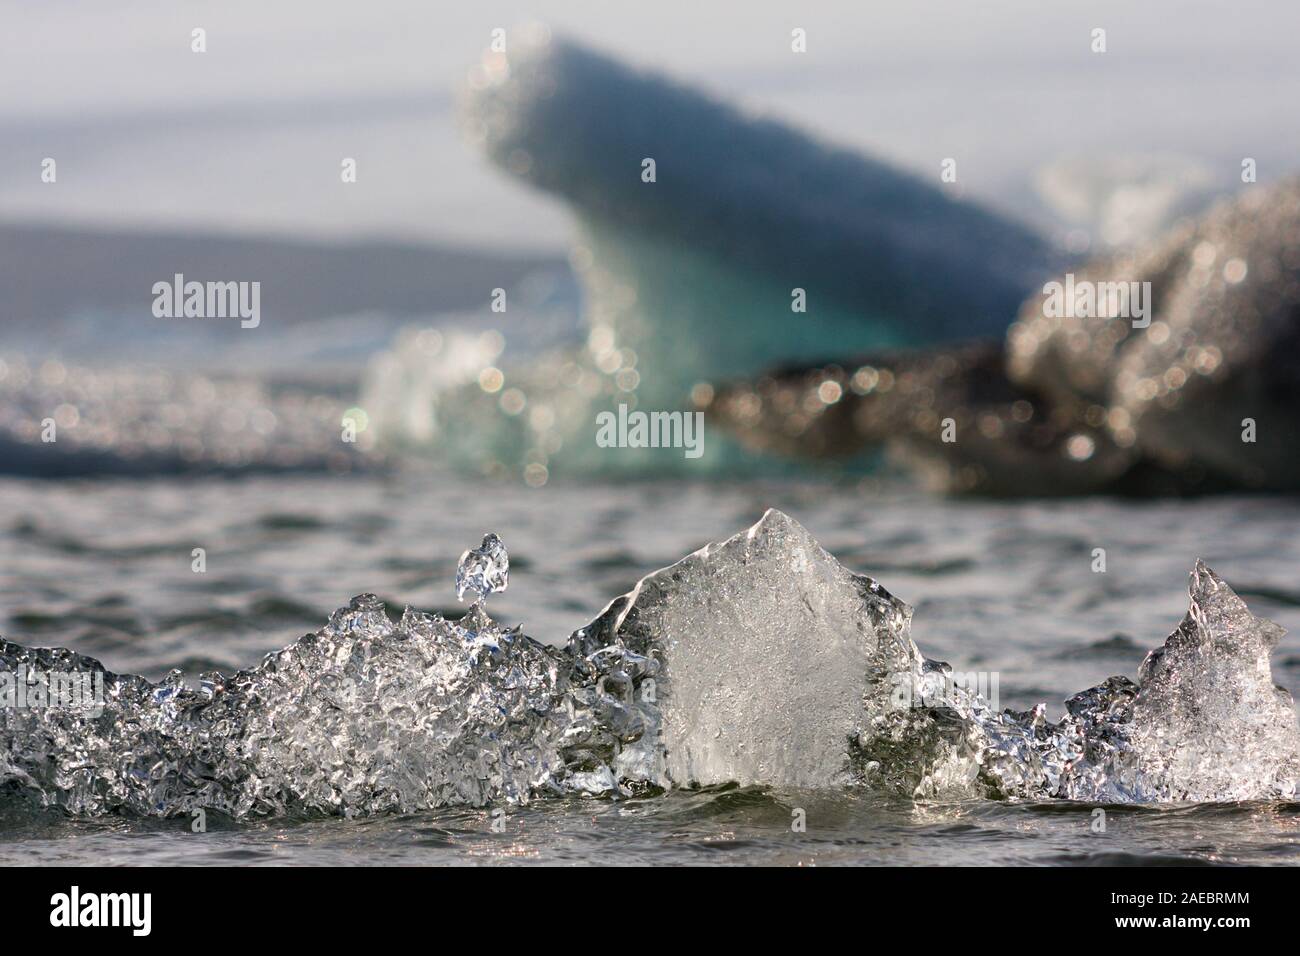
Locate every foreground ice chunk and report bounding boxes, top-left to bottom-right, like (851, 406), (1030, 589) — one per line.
(569, 509), (923, 789)
(961, 559), (1300, 803)
(2, 514), (1297, 817)
(0, 596), (572, 816)
(569, 519), (1300, 802)
(1131, 561), (1300, 800)
(1054, 561), (1300, 802)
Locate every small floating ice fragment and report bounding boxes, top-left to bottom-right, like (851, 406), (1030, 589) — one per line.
(455, 532), (509, 602)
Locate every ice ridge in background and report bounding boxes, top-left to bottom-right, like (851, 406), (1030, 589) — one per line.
(1, 511), (1296, 817)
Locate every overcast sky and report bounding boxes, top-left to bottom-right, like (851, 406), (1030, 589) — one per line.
(3, 0), (1298, 251)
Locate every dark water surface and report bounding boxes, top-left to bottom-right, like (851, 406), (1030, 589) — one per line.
(3, 472), (1300, 864)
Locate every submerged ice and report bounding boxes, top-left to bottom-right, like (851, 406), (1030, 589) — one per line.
(1, 512), (1297, 817)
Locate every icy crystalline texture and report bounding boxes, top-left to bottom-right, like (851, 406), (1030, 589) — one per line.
(1051, 561), (1300, 802)
(569, 509), (926, 789)
(961, 560), (1300, 803)
(2, 515), (1298, 817)
(0, 597), (577, 816)
(456, 533), (510, 602)
(1127, 561), (1300, 800)
(229, 599), (575, 814)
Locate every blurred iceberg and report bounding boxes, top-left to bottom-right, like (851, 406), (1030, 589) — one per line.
(363, 32), (1065, 477)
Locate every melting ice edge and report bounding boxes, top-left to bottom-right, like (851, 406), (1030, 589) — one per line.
(2, 509), (1298, 817)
